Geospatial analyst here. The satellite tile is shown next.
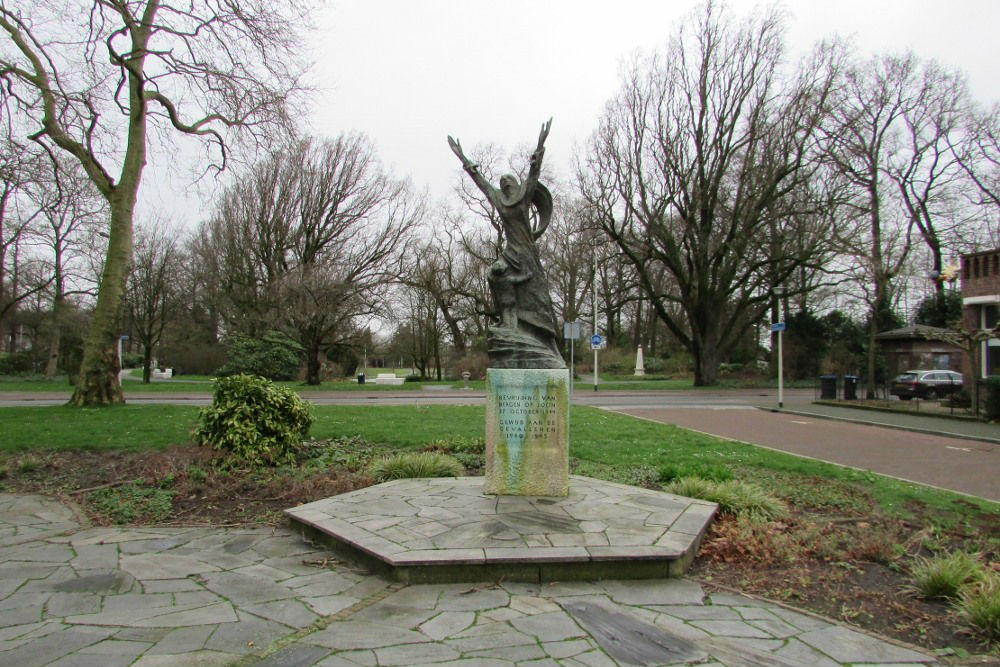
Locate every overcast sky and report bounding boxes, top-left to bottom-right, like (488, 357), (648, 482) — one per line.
(143, 0), (1000, 224)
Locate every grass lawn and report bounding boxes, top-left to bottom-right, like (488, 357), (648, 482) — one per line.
(0, 405), (200, 450)
(2, 402), (995, 528)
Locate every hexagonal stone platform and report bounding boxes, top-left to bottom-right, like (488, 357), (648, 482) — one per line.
(285, 476), (717, 584)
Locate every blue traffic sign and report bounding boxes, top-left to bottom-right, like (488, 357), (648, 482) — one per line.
(770, 322), (786, 332)
(591, 334), (603, 346)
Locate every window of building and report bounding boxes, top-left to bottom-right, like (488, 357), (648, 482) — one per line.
(986, 305), (999, 329)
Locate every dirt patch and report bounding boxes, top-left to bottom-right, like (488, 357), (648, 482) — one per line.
(691, 515), (996, 660)
(0, 444), (997, 661)
(0, 444), (377, 526)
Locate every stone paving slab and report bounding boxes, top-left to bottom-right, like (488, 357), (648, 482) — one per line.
(286, 476), (717, 582)
(0, 492), (953, 667)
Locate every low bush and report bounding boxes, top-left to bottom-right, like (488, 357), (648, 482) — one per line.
(956, 574), (1000, 643)
(89, 482), (174, 524)
(700, 515), (805, 564)
(909, 551), (984, 600)
(0, 351), (36, 375)
(570, 460), (663, 489)
(983, 377), (1000, 421)
(432, 436), (485, 455)
(216, 331), (303, 380)
(297, 436), (387, 472)
(369, 452), (463, 482)
(194, 374), (313, 466)
(663, 477), (788, 521)
(658, 461), (733, 483)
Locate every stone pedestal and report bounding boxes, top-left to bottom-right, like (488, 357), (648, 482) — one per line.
(485, 368), (569, 496)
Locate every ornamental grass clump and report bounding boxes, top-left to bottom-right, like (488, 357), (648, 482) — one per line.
(369, 452), (464, 483)
(956, 574), (1000, 643)
(195, 374), (313, 466)
(909, 551), (985, 600)
(663, 477), (787, 521)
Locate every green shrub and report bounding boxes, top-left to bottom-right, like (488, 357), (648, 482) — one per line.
(983, 377), (1000, 421)
(658, 461), (733, 483)
(571, 460), (663, 489)
(663, 477), (788, 521)
(195, 374), (313, 466)
(433, 436), (486, 454)
(452, 452), (485, 469)
(0, 351), (36, 375)
(956, 574), (1000, 642)
(89, 482), (174, 524)
(299, 436), (386, 472)
(369, 452), (463, 482)
(216, 331), (304, 380)
(121, 352), (144, 369)
(909, 551), (984, 600)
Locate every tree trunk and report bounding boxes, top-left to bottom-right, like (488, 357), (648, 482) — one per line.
(305, 342), (322, 385)
(142, 345), (153, 384)
(68, 200), (134, 406)
(439, 303), (465, 353)
(692, 338), (720, 386)
(44, 292), (63, 379)
(44, 327), (61, 378)
(865, 313), (878, 399)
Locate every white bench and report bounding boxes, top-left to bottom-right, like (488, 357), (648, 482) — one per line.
(373, 373), (405, 385)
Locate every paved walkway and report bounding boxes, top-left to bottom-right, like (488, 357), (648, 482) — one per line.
(0, 493), (946, 667)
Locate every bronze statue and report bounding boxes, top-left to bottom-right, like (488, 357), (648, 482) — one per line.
(448, 120), (565, 369)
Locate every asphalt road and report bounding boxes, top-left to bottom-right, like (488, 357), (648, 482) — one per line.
(2, 387), (997, 501)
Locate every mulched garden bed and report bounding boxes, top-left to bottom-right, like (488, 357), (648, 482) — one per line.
(0, 443), (997, 663)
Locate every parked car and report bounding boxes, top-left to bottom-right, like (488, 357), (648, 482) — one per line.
(890, 370), (963, 400)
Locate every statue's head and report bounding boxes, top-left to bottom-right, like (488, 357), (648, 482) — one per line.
(499, 174), (519, 199)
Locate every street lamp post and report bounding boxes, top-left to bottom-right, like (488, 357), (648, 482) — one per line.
(773, 287), (786, 409)
(778, 324), (784, 409)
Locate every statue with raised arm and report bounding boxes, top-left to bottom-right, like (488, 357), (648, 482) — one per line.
(448, 119), (565, 369)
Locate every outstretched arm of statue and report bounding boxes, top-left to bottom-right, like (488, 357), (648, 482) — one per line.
(536, 118), (552, 153)
(448, 135), (492, 196)
(526, 118), (552, 189)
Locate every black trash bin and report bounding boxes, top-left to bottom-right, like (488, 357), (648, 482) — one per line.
(819, 374), (837, 400)
(843, 375), (858, 400)
(357, 373), (365, 385)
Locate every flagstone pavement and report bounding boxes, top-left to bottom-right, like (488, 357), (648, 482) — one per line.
(0, 493), (947, 667)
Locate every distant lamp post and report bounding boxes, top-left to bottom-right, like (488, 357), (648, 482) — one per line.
(772, 288), (786, 409)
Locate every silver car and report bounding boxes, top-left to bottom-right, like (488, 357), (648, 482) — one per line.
(890, 370), (963, 400)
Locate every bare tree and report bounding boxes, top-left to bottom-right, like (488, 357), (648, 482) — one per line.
(824, 53), (927, 396)
(887, 61), (970, 292)
(402, 229), (474, 355)
(0, 140), (49, 345)
(124, 222), (178, 383)
(0, 0), (310, 404)
(205, 135), (421, 384)
(25, 163), (105, 376)
(952, 103), (1000, 245)
(578, 3), (841, 385)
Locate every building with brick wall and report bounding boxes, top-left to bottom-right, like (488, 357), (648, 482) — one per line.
(961, 249), (1000, 377)
(875, 325), (963, 379)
